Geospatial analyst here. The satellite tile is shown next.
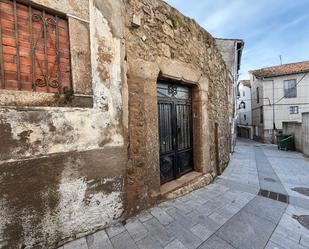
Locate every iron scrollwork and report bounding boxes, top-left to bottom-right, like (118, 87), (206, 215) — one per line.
(168, 84), (178, 97)
(32, 13), (61, 90)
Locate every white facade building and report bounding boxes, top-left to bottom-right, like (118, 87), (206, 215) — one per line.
(216, 38), (244, 151)
(237, 80), (252, 126)
(250, 61), (309, 143)
(237, 80), (253, 139)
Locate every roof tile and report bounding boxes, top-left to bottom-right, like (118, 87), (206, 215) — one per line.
(250, 60), (309, 78)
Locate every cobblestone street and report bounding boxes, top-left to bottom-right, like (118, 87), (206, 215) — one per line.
(60, 139), (309, 249)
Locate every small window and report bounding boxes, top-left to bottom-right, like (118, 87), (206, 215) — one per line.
(257, 87), (260, 103)
(239, 101), (246, 109)
(290, 106), (299, 114)
(284, 80), (297, 98)
(260, 107), (263, 124)
(0, 0), (71, 93)
(244, 114), (247, 121)
(243, 91), (245, 97)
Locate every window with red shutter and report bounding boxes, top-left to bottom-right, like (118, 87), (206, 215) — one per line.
(0, 0), (71, 93)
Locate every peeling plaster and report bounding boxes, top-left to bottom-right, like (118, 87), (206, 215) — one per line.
(0, 108), (123, 161)
(55, 164), (124, 241)
(90, 1), (123, 122)
(0, 1), (126, 247)
(0, 149), (126, 248)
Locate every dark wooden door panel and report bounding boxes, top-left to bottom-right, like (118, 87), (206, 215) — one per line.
(159, 154), (175, 184)
(176, 103), (192, 151)
(157, 81), (193, 184)
(158, 102), (173, 154)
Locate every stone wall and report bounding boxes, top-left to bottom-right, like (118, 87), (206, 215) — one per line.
(0, 0), (127, 248)
(283, 113), (309, 156)
(282, 122), (302, 151)
(302, 113), (309, 156)
(0, 0), (231, 248)
(125, 0), (230, 215)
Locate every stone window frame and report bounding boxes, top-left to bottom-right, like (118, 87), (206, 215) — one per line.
(0, 0), (93, 108)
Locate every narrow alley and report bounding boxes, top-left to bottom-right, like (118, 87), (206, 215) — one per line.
(61, 139), (309, 249)
(1, 1), (309, 248)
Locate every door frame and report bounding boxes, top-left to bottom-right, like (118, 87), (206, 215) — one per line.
(126, 58), (212, 212)
(157, 80), (194, 184)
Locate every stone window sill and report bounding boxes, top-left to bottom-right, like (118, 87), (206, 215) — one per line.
(0, 89), (93, 108)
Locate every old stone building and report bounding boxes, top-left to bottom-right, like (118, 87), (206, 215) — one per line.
(0, 0), (231, 248)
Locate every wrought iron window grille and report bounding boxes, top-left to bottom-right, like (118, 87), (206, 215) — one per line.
(32, 12), (62, 91)
(0, 0), (71, 93)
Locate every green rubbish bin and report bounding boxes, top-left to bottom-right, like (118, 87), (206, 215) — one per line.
(277, 134), (295, 151)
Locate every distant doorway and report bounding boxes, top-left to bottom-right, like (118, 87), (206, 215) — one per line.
(157, 81), (194, 184)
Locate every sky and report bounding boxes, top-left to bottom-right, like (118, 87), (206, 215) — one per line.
(164, 0), (309, 80)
